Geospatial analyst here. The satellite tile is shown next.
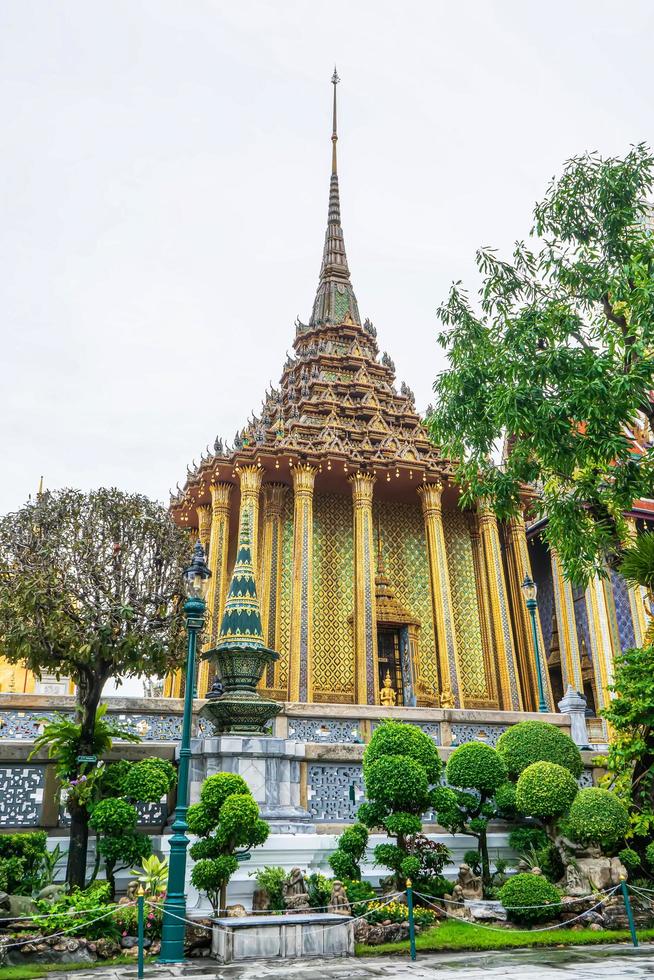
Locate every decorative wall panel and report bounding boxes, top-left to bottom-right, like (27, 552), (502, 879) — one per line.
(307, 763), (364, 821)
(0, 765), (44, 826)
(611, 570), (636, 652)
(288, 718), (363, 743)
(443, 513), (488, 701)
(375, 500), (438, 696)
(313, 493), (355, 701)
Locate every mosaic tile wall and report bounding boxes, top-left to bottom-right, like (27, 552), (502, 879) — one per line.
(277, 492), (294, 693)
(442, 512), (489, 702)
(312, 493), (355, 700)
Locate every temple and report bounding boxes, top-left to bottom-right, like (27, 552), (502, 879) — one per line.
(164, 73), (653, 724)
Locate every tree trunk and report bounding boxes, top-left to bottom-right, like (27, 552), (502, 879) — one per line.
(479, 829), (491, 893)
(65, 672), (107, 889)
(105, 859), (116, 901)
(219, 882), (228, 916)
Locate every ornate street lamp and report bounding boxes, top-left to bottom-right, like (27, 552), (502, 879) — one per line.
(159, 541), (211, 964)
(521, 574), (548, 713)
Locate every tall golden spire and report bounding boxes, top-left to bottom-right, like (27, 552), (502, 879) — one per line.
(331, 66), (339, 176)
(308, 68), (360, 327)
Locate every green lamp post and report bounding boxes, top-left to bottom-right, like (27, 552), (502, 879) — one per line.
(159, 540), (211, 964)
(522, 573), (548, 713)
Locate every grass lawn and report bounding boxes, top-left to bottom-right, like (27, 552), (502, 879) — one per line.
(356, 920), (654, 956)
(0, 956), (151, 980)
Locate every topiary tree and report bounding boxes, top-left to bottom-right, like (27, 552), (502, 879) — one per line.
(188, 773), (269, 914)
(432, 741), (512, 891)
(515, 761), (580, 868)
(564, 788), (629, 851)
(499, 872), (562, 926)
(328, 823), (368, 881)
(356, 721), (444, 890)
(89, 757), (177, 898)
(496, 721), (583, 779)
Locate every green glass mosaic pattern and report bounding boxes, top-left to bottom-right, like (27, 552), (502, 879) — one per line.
(277, 493), (294, 691)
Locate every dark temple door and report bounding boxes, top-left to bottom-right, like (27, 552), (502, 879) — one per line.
(377, 628), (404, 705)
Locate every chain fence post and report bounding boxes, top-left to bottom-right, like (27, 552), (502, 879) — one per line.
(137, 886), (146, 977)
(406, 878), (416, 961)
(620, 878), (639, 948)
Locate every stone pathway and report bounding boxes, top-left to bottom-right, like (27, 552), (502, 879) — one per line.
(53, 945), (654, 980)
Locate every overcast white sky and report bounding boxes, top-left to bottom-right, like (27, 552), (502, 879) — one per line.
(2, 0), (652, 516)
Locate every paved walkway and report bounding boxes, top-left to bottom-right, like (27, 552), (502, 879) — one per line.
(54, 945), (654, 980)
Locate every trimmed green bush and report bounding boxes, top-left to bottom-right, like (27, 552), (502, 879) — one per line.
(497, 721), (583, 778)
(122, 758), (176, 802)
(363, 720), (441, 785)
(646, 841), (654, 869)
(515, 762), (578, 820)
(565, 788), (629, 848)
(248, 865), (287, 911)
(446, 742), (508, 794)
(329, 822), (369, 881)
(89, 797), (137, 836)
(499, 873), (562, 926)
(494, 781), (517, 815)
(189, 772), (269, 913)
(364, 755), (430, 814)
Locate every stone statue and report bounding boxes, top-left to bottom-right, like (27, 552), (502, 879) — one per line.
(327, 880), (351, 916)
(380, 670), (397, 707)
(283, 867), (310, 912)
(439, 686), (455, 709)
(455, 863), (483, 901)
(565, 863), (590, 897)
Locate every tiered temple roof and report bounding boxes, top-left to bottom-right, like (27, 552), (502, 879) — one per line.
(171, 70), (453, 525)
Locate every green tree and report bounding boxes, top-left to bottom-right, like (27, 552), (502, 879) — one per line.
(0, 488), (189, 888)
(428, 145), (654, 584)
(188, 773), (269, 914)
(356, 721), (445, 891)
(432, 741), (512, 891)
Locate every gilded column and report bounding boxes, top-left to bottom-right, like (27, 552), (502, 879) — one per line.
(468, 515), (499, 707)
(585, 573), (619, 714)
(288, 464), (317, 702)
(477, 502), (523, 711)
(417, 482), (461, 707)
(625, 517), (650, 646)
(259, 483), (288, 688)
(196, 505), (212, 555)
(350, 472), (378, 705)
(237, 464), (263, 576)
(196, 482), (234, 696)
(505, 510), (553, 711)
(550, 548), (585, 693)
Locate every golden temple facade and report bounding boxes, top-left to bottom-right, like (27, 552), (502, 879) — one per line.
(166, 74), (652, 718)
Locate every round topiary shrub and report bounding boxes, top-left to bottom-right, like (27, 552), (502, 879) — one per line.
(515, 762), (578, 820)
(200, 773), (250, 818)
(565, 788), (629, 849)
(446, 741), (508, 794)
(618, 848), (641, 871)
(364, 755), (430, 814)
(89, 797), (137, 835)
(123, 758), (176, 802)
(497, 721), (583, 778)
(363, 720), (441, 785)
(499, 872), (562, 926)
(494, 781), (517, 814)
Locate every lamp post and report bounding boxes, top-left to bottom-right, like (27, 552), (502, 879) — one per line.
(159, 541), (211, 964)
(521, 574), (548, 713)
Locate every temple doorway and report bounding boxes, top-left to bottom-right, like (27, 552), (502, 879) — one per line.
(377, 628), (404, 705)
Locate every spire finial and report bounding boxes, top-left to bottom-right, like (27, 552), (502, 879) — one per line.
(331, 66), (340, 175)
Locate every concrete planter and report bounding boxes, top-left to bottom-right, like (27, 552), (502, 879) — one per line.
(210, 913), (354, 963)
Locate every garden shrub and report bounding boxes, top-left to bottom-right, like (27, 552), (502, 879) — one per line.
(515, 762), (578, 820)
(306, 872), (332, 911)
(343, 877), (375, 911)
(89, 797), (151, 899)
(122, 758), (176, 802)
(329, 822), (368, 881)
(249, 865), (287, 911)
(363, 720), (441, 785)
(0, 831), (49, 896)
(34, 883), (118, 940)
(497, 721), (583, 778)
(508, 826), (549, 854)
(565, 788), (629, 849)
(115, 897), (164, 940)
(365, 756), (430, 813)
(619, 847), (641, 871)
(446, 741), (507, 794)
(646, 841), (654, 869)
(189, 773), (269, 913)
(499, 873), (562, 926)
(363, 899), (436, 928)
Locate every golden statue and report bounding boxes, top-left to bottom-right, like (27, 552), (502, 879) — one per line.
(439, 685), (455, 709)
(380, 670), (397, 707)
